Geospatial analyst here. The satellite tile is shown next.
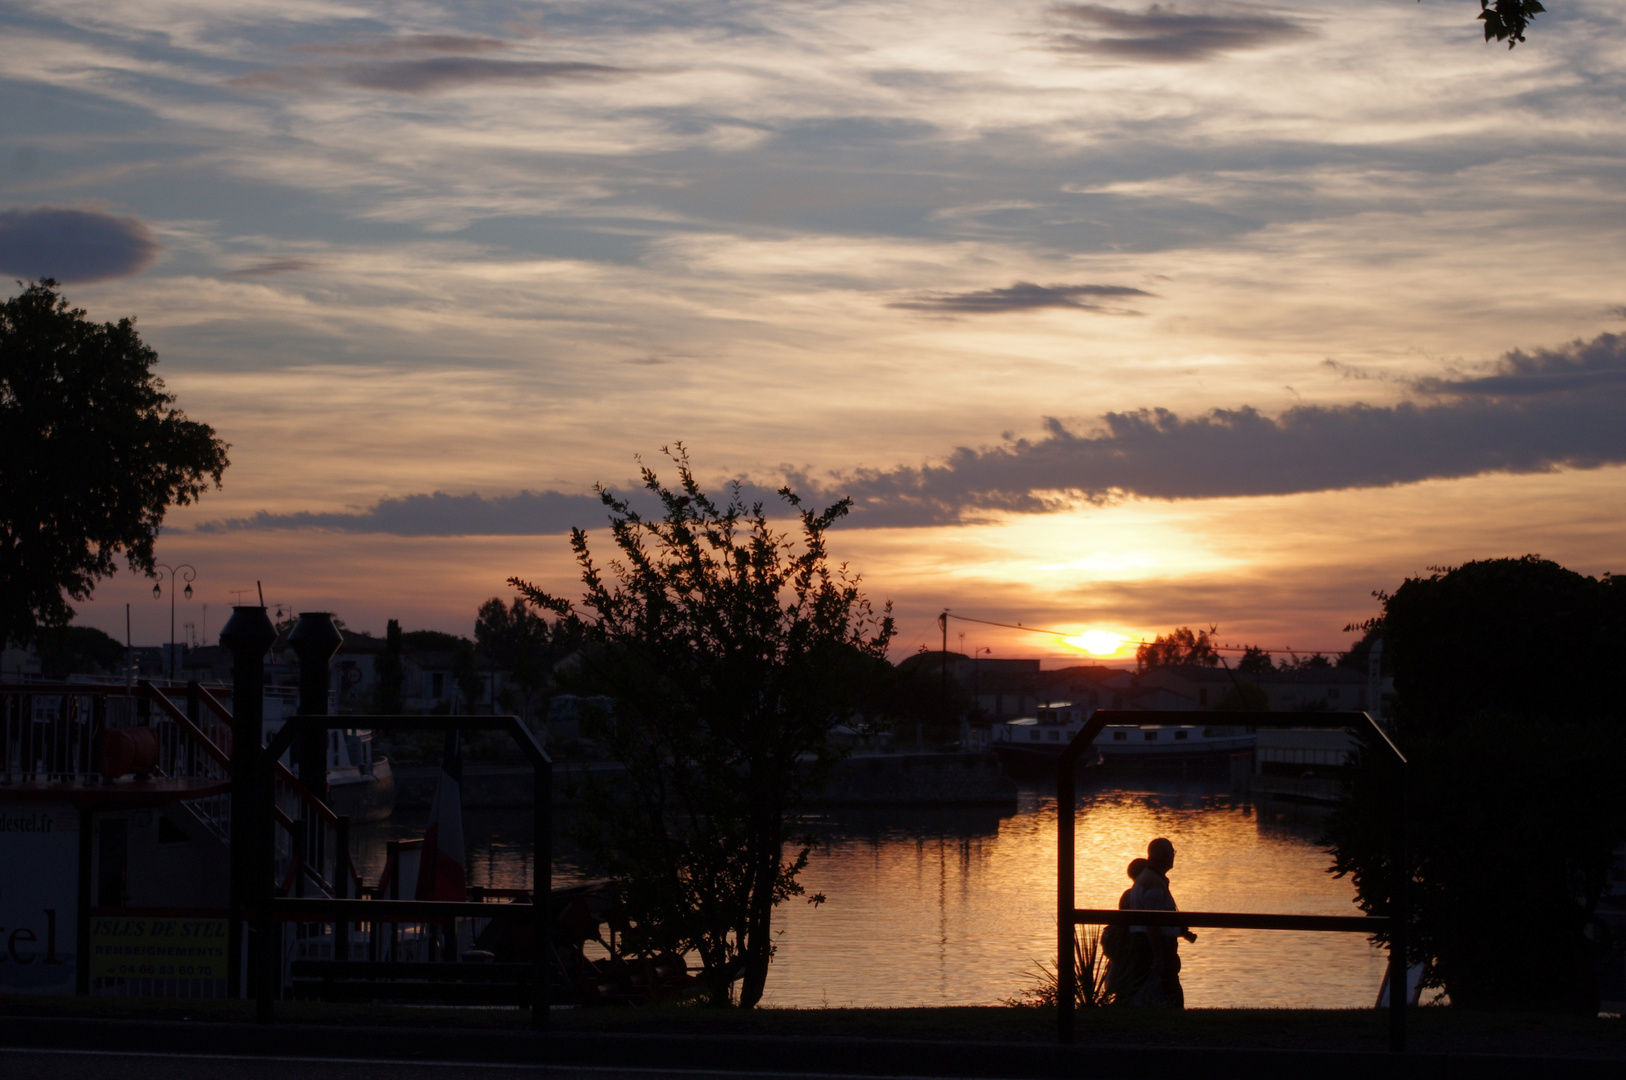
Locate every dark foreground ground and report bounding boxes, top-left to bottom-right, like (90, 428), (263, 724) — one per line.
(1, 998), (1623, 1080)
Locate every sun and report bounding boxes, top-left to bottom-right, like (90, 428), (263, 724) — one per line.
(1063, 630), (1125, 657)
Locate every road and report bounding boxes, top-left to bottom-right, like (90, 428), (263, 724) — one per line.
(3, 1050), (992, 1080)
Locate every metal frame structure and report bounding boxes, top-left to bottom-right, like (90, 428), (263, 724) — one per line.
(1056, 710), (1408, 1050)
(260, 714), (552, 1028)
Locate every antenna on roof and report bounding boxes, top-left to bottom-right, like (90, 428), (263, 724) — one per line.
(257, 580), (265, 606)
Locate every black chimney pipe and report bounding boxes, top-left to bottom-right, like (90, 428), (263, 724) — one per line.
(220, 604), (276, 1000)
(288, 612), (343, 807)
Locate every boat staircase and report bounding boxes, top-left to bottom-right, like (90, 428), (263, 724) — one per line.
(5, 676), (666, 1011)
(1, 681), (361, 994)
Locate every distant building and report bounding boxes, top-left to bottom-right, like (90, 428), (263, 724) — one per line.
(1130, 663), (1387, 713)
(262, 629), (510, 715)
(1, 644), (41, 680)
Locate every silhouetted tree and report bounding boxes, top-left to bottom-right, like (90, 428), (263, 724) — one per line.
(400, 629), (466, 652)
(510, 446), (894, 1008)
(1478, 0), (1544, 47)
(1, 280), (228, 646)
(872, 650), (973, 746)
(474, 595), (576, 725)
(1136, 627), (1220, 671)
(1336, 624), (1385, 673)
(451, 640), (484, 714)
(33, 623), (125, 676)
(1324, 556), (1626, 1012)
(1236, 645), (1274, 676)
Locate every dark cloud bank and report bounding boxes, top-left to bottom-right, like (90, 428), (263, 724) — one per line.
(1051, 3), (1311, 62)
(201, 332), (1626, 537)
(890, 282), (1155, 314)
(231, 33), (624, 94)
(0, 207), (157, 283)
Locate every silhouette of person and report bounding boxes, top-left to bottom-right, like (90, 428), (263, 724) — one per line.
(1104, 857), (1149, 1001)
(1125, 837), (1195, 1008)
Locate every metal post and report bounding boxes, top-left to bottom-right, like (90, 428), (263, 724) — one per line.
(292, 828), (306, 899)
(258, 714), (278, 1023)
(533, 754), (552, 1028)
(76, 809), (93, 995)
(334, 815), (350, 962)
(385, 839), (400, 963)
(1389, 761), (1408, 1052)
(1057, 751), (1076, 1043)
(186, 682), (200, 776)
(220, 605), (275, 1000)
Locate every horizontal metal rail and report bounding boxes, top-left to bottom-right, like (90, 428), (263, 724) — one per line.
(1074, 909), (1389, 933)
(271, 897), (522, 921)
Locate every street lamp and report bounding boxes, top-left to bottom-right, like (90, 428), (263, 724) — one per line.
(152, 563), (196, 682)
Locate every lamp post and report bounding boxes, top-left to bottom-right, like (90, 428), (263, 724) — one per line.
(152, 563), (196, 682)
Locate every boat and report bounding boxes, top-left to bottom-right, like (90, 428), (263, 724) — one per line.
(263, 690), (395, 822)
(324, 728), (395, 822)
(1249, 727), (1354, 809)
(992, 702), (1255, 770)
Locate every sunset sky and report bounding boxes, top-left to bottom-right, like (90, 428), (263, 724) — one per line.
(4, 1), (1624, 663)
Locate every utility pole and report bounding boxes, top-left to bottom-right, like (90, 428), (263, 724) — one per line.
(936, 611), (949, 754)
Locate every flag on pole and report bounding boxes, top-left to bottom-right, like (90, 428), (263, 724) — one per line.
(415, 729), (466, 901)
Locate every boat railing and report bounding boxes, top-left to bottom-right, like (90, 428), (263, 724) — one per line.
(149, 681), (363, 900)
(0, 682), (233, 792)
(1, 681), (359, 900)
(251, 714), (552, 1026)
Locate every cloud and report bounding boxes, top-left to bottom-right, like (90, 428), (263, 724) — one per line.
(197, 491), (609, 537)
(339, 58), (625, 94)
(195, 481), (791, 537)
(1051, 3), (1312, 62)
(888, 281), (1156, 314)
(829, 332), (1626, 524)
(294, 35), (513, 58)
(1414, 333), (1626, 398)
(229, 56), (626, 95)
(197, 333), (1626, 535)
(220, 257), (320, 278)
(0, 207), (158, 283)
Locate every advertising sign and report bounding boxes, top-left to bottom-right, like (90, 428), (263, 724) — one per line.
(88, 914), (229, 980)
(0, 804), (78, 994)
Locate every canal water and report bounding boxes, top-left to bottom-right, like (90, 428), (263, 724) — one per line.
(354, 778), (1387, 1010)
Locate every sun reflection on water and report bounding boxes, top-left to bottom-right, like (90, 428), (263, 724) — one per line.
(763, 781), (1387, 1009)
(357, 779), (1387, 1010)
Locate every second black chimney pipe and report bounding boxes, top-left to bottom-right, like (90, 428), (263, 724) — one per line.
(288, 612), (343, 806)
